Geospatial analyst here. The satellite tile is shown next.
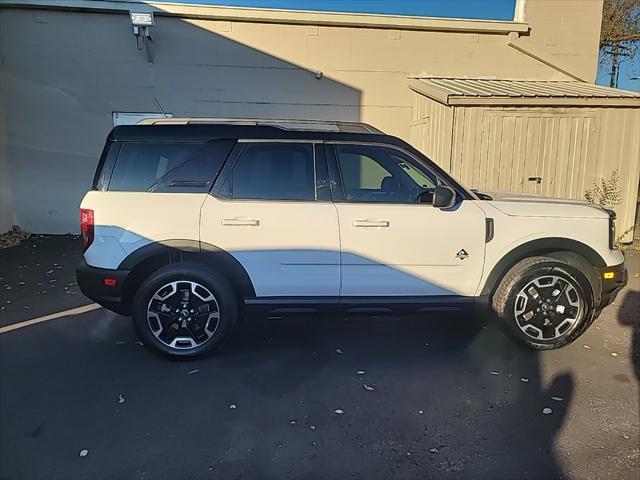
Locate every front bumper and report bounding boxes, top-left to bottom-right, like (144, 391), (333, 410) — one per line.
(76, 260), (131, 315)
(597, 261), (627, 310)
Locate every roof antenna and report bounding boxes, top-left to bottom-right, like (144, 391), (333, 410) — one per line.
(153, 97), (169, 118)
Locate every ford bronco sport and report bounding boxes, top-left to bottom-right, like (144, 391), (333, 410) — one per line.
(76, 118), (627, 358)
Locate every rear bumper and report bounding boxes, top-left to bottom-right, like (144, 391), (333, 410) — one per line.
(597, 261), (627, 310)
(76, 260), (131, 315)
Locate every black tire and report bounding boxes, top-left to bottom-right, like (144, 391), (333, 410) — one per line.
(131, 262), (238, 358)
(492, 256), (595, 350)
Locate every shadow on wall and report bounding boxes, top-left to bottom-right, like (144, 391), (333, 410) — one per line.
(0, 8), (362, 233)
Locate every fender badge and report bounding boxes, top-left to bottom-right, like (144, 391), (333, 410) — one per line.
(456, 249), (469, 260)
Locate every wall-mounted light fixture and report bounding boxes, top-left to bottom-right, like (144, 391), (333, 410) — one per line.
(130, 11), (154, 64)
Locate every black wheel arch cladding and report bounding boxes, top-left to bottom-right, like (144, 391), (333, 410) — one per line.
(481, 237), (606, 297)
(119, 240), (256, 310)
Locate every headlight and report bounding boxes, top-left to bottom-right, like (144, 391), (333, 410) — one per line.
(605, 209), (617, 249)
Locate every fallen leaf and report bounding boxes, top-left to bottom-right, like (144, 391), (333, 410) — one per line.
(363, 384), (376, 392)
(79, 449), (89, 457)
(542, 407), (553, 415)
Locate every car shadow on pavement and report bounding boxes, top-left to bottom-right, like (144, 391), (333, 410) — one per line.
(0, 307), (575, 479)
(205, 312), (575, 479)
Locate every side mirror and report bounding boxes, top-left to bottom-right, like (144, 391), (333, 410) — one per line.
(416, 189), (434, 204)
(432, 185), (456, 209)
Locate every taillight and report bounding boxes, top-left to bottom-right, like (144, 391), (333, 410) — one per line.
(80, 208), (94, 253)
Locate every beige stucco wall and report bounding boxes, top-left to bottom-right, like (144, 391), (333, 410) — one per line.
(0, 0), (605, 232)
(518, 0), (603, 83)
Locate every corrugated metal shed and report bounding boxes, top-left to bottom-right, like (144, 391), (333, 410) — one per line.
(408, 77), (640, 242)
(409, 77), (640, 106)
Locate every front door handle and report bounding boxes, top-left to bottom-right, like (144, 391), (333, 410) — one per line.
(353, 219), (390, 228)
(222, 218), (260, 226)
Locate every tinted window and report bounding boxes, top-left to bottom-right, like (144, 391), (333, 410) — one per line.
(231, 143), (315, 201)
(335, 144), (437, 203)
(108, 140), (234, 193)
(93, 141), (120, 191)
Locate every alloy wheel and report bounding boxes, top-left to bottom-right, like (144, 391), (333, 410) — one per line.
(513, 274), (584, 341)
(147, 280), (220, 350)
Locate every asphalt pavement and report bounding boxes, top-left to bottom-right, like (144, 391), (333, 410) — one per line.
(0, 236), (638, 480)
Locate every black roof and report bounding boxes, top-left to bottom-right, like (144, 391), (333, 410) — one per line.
(108, 124), (412, 149)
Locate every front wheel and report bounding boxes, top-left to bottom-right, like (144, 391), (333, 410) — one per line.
(492, 256), (595, 350)
(131, 263), (237, 358)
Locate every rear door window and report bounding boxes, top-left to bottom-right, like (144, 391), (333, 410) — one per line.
(230, 142), (315, 201)
(106, 140), (235, 193)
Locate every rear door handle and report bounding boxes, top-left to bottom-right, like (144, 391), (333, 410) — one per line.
(222, 218), (260, 226)
(353, 219), (390, 228)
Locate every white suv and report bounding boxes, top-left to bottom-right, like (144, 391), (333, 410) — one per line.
(77, 118), (627, 358)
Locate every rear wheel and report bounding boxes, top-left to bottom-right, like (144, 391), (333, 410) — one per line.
(492, 256), (594, 349)
(132, 263), (237, 358)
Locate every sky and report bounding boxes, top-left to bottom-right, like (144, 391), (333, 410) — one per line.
(161, 0), (517, 20)
(146, 0), (639, 91)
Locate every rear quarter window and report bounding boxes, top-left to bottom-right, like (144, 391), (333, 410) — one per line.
(102, 140), (235, 193)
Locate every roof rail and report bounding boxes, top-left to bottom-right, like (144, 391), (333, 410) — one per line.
(136, 117), (384, 134)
